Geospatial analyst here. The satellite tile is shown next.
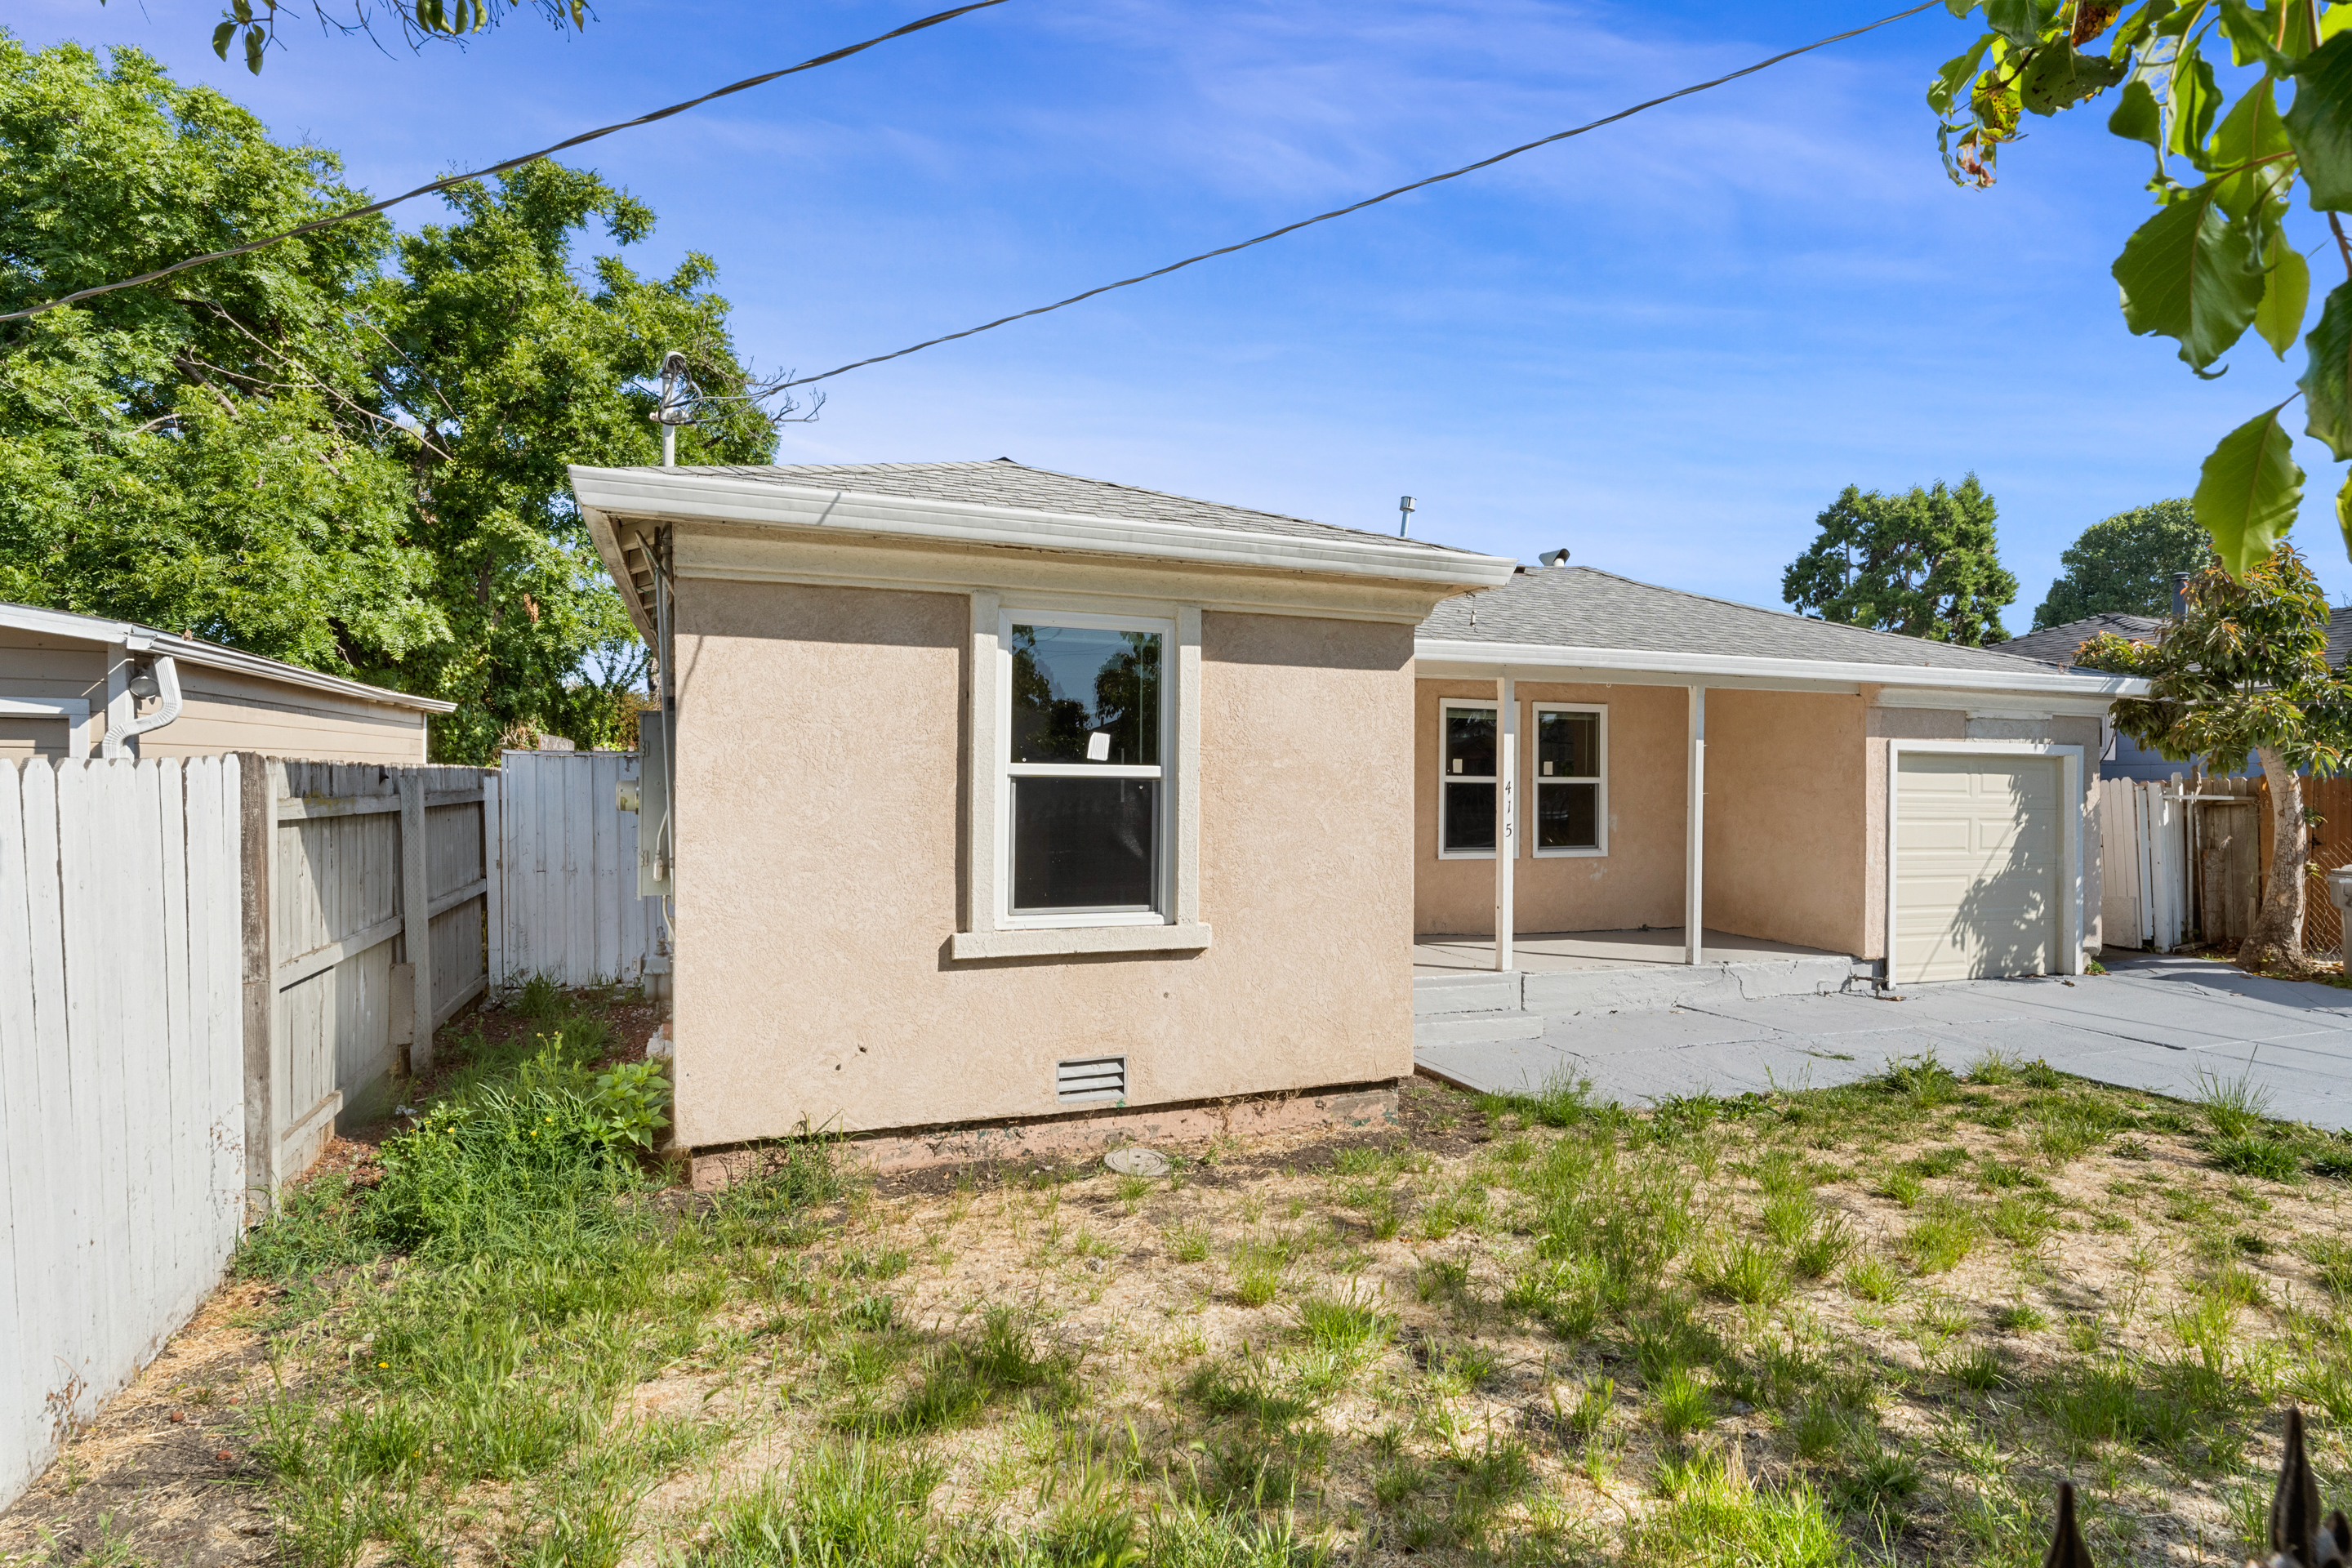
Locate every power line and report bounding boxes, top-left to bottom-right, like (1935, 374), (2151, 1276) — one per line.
(0, 0), (1013, 324)
(781, 0), (1944, 386)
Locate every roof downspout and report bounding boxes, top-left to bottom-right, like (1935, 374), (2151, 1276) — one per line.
(101, 655), (182, 758)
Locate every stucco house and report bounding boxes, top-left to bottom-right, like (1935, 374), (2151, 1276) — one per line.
(571, 460), (2149, 1164)
(0, 600), (451, 763)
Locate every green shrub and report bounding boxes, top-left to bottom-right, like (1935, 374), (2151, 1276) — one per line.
(371, 1044), (657, 1258)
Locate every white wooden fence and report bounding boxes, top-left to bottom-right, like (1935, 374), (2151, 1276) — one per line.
(0, 759), (246, 1510)
(0, 748), (661, 1510)
(2100, 777), (2189, 951)
(253, 760), (494, 1188)
(492, 749), (665, 988)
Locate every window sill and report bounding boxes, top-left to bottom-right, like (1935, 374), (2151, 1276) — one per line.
(950, 922), (1213, 960)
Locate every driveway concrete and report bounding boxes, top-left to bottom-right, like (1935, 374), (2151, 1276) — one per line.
(1411, 954), (2352, 1131)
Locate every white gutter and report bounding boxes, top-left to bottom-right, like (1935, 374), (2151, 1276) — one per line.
(1413, 637), (2154, 698)
(102, 655), (182, 758)
(570, 466), (1520, 640)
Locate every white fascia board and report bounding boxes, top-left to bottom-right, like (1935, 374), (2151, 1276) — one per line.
(568, 466), (1520, 592)
(0, 600), (455, 714)
(1412, 638), (2154, 700)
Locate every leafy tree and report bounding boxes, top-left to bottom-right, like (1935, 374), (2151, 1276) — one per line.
(2031, 497), (2210, 627)
(0, 34), (776, 760)
(1927, 0), (2352, 577)
(2078, 542), (2352, 971)
(362, 161), (776, 760)
(1781, 474), (2019, 644)
(0, 36), (442, 670)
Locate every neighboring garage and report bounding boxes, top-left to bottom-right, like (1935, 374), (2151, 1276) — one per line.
(1890, 746), (2077, 984)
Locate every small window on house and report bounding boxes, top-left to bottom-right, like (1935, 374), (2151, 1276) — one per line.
(1534, 705), (1605, 856)
(1006, 619), (1165, 917)
(1441, 702), (1497, 856)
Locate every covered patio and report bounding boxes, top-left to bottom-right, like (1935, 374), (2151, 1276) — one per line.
(1412, 927), (1850, 978)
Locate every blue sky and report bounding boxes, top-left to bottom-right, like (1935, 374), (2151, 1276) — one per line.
(18, 0), (2352, 621)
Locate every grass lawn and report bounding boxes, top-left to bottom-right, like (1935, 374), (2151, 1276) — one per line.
(6, 983), (2352, 1567)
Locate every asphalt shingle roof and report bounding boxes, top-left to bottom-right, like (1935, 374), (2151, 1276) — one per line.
(1419, 566), (2074, 674)
(1992, 607), (2352, 668)
(1989, 612), (2165, 667)
(667, 459), (1478, 555)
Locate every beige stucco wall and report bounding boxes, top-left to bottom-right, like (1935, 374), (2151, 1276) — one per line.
(1859, 701), (2105, 960)
(0, 627), (429, 762)
(668, 577), (1418, 1148)
(1702, 690), (1869, 956)
(1413, 679), (1690, 936)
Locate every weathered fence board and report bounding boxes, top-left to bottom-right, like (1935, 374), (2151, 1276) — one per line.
(2099, 779), (2193, 952)
(3, 744), (656, 1512)
(1, 758), (245, 1512)
(266, 761), (491, 1148)
(2301, 776), (2352, 956)
(493, 750), (662, 988)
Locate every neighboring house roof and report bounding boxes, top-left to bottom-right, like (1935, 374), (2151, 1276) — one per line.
(1414, 566), (2151, 697)
(572, 459), (1518, 641)
(1994, 605), (2352, 669)
(0, 600), (456, 714)
(1988, 612), (2165, 667)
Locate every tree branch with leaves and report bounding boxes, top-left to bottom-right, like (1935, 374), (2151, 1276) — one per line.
(1931, 0), (2352, 577)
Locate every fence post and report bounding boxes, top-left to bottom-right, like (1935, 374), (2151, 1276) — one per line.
(399, 773), (434, 1075)
(235, 753), (279, 1216)
(483, 770), (504, 992)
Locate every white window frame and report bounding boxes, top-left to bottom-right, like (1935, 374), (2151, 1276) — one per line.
(951, 593), (1209, 960)
(996, 608), (1173, 929)
(1530, 702), (1607, 858)
(1438, 699), (1500, 861)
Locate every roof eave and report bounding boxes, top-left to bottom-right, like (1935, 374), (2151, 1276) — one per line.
(568, 466), (1519, 617)
(1412, 637), (2154, 698)
(0, 602), (456, 714)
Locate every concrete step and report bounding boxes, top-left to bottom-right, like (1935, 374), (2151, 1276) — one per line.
(1518, 956), (1873, 1018)
(1412, 970), (1522, 1017)
(1414, 1009), (1545, 1048)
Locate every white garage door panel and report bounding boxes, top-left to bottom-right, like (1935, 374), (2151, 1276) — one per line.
(1895, 754), (2062, 984)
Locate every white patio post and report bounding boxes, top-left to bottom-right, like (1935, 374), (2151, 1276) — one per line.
(1495, 674), (1517, 972)
(1686, 684), (1706, 965)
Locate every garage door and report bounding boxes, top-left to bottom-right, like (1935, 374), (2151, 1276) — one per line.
(1894, 753), (2062, 983)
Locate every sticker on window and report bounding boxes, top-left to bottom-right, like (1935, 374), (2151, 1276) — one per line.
(1086, 731), (1111, 761)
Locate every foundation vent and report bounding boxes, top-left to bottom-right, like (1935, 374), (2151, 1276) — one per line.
(1056, 1055), (1127, 1106)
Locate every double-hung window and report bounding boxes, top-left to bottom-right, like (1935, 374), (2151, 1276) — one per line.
(1533, 704), (1605, 855)
(1001, 612), (1169, 924)
(1439, 701), (1498, 857)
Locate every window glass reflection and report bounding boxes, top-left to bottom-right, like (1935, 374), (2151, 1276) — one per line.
(1010, 626), (1160, 765)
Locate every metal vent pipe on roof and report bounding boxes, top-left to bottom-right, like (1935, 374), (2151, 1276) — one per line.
(2172, 572), (2190, 617)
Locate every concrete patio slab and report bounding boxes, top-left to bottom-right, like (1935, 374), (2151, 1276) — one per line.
(1414, 950), (2352, 1132)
